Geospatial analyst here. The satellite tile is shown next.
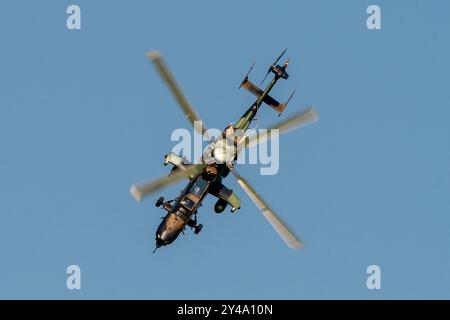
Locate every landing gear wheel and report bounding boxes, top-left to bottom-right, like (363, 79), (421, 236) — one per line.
(194, 224), (203, 235)
(187, 219), (196, 228)
(155, 196), (164, 207)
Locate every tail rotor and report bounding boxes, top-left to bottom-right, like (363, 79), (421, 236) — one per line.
(260, 48), (287, 85)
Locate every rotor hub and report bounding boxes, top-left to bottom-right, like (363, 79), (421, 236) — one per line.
(212, 138), (236, 165)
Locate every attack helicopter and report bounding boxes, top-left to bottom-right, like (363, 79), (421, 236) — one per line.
(130, 49), (319, 252)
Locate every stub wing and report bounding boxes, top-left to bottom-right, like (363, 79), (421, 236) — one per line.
(209, 182), (241, 211)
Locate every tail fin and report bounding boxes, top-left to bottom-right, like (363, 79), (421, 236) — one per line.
(277, 90), (295, 116)
(239, 62), (255, 89)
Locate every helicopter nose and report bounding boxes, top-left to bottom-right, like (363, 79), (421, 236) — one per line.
(156, 228), (175, 247)
(155, 214), (181, 247)
(155, 237), (165, 248)
(155, 232), (167, 247)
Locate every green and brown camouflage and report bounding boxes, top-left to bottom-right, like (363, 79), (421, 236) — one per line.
(130, 49), (317, 252)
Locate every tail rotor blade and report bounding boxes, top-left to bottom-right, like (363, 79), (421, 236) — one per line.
(260, 48), (288, 85)
(274, 48), (287, 66)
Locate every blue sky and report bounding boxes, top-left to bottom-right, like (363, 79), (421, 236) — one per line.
(0, 0), (449, 299)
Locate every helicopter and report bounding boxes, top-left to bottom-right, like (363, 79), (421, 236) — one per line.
(130, 49), (319, 252)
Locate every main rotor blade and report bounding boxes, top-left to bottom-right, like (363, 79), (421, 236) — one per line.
(274, 48), (287, 66)
(229, 167), (304, 250)
(243, 107), (319, 149)
(147, 51), (207, 135)
(130, 164), (204, 202)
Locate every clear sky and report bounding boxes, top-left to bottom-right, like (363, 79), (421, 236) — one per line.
(0, 0), (449, 299)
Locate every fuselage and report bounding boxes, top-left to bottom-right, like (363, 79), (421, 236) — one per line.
(156, 174), (215, 247)
(155, 64), (286, 248)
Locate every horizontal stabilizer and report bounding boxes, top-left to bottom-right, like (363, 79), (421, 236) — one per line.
(240, 78), (286, 113)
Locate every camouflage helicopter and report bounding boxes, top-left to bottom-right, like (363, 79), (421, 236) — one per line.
(130, 49), (319, 252)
